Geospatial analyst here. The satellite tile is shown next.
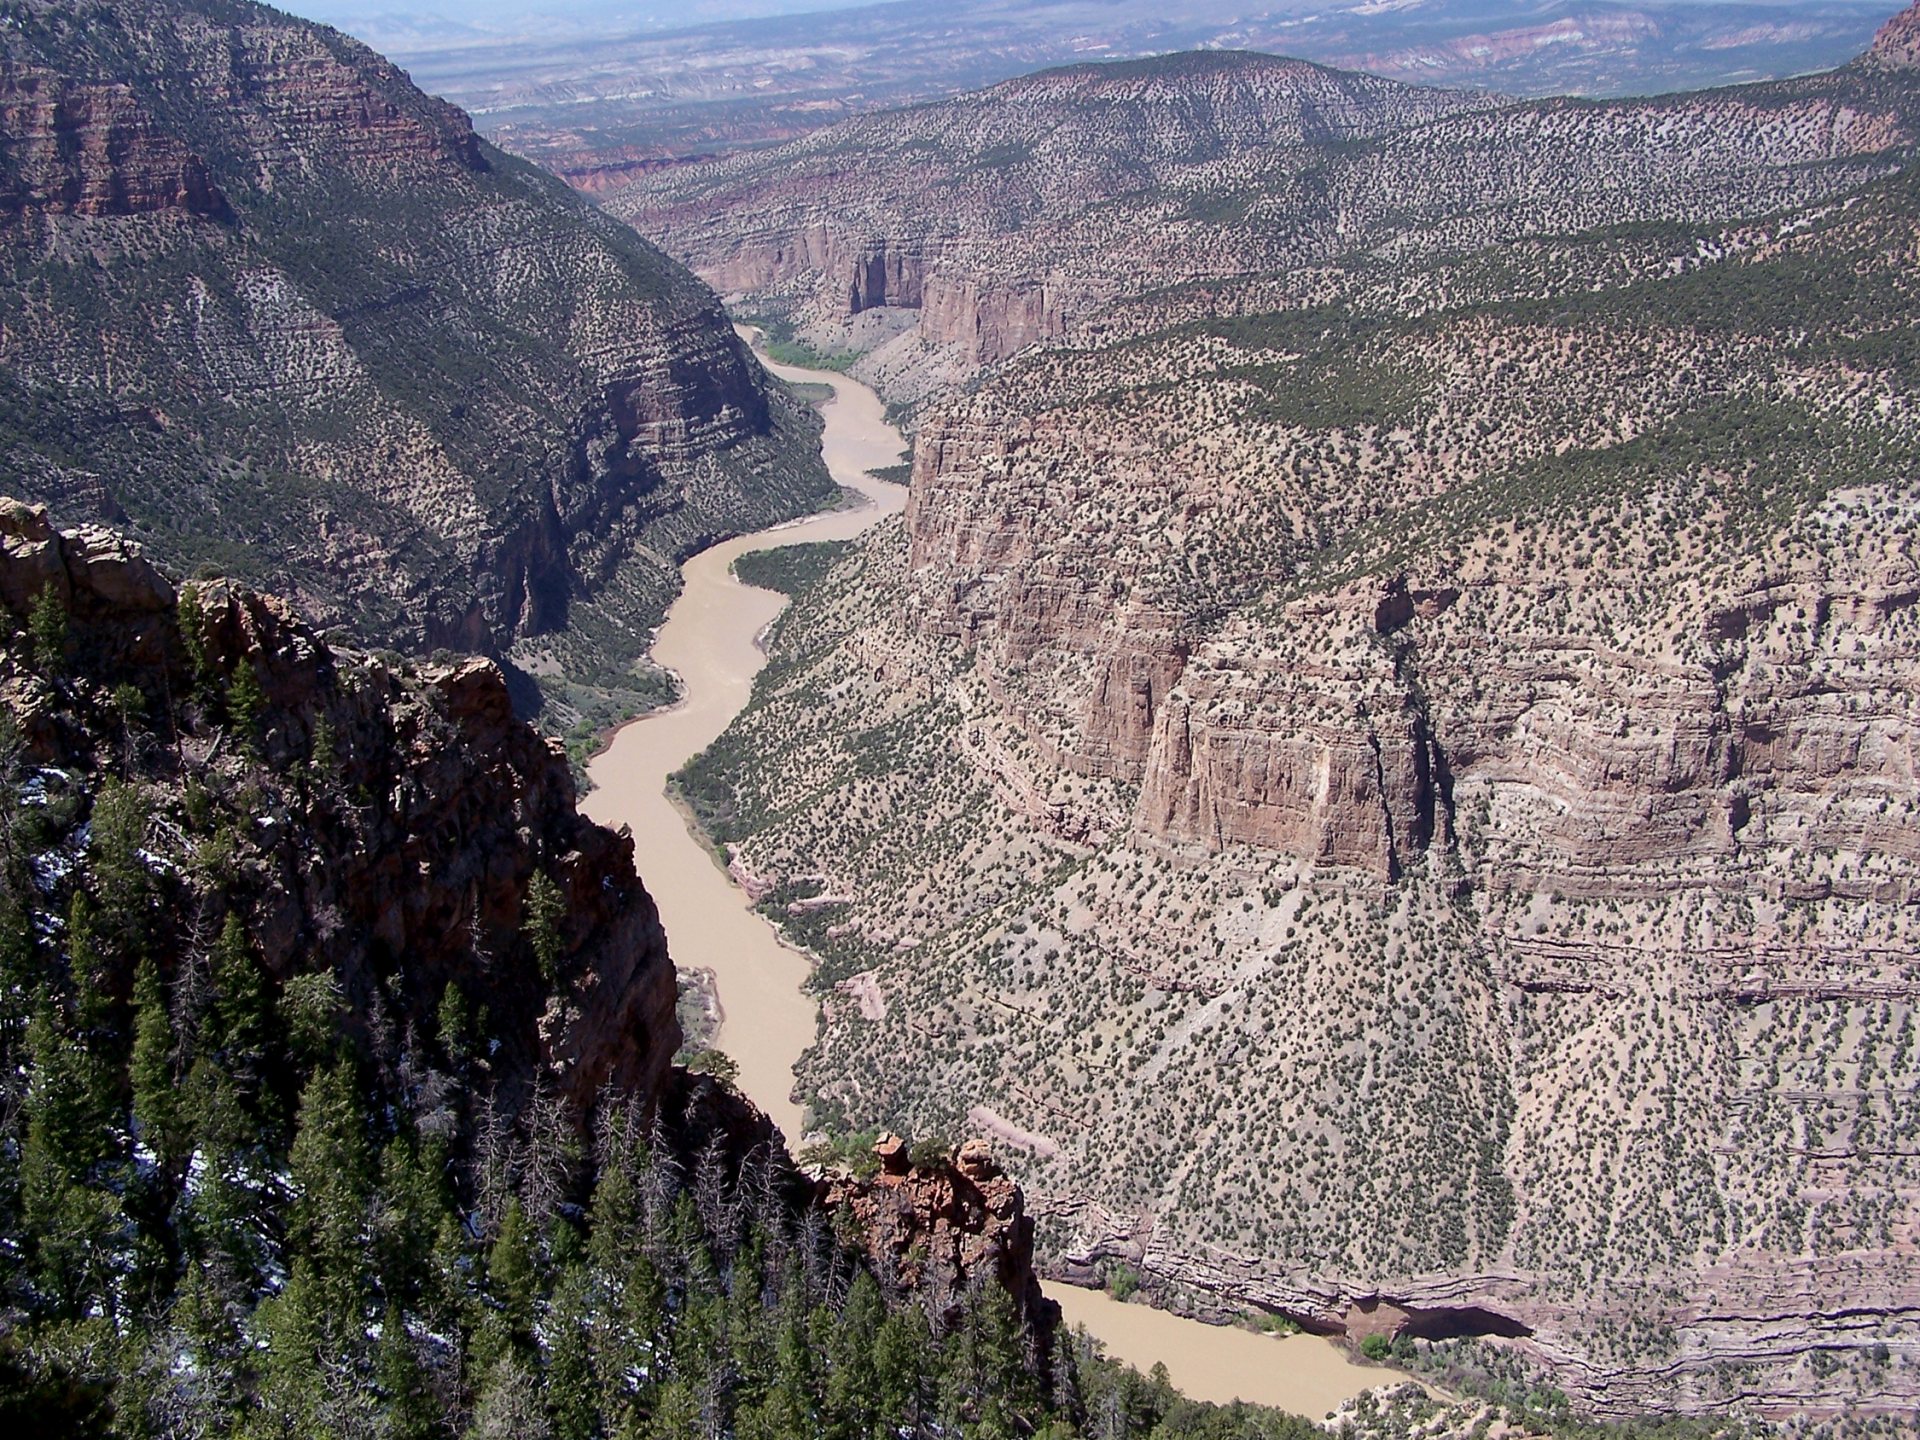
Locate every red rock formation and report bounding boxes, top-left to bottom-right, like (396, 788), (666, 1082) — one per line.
(0, 66), (228, 217)
(824, 1137), (1057, 1339)
(0, 499), (681, 1116)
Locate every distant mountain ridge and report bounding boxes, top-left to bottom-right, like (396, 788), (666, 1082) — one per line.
(613, 34), (1918, 407)
(0, 0), (832, 732)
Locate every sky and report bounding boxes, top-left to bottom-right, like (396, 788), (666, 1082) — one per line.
(282, 0), (860, 38)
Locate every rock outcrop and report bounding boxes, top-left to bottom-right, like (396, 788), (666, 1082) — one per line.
(0, 65), (229, 217)
(612, 53), (1501, 378)
(824, 1136), (1056, 1341)
(1, 496), (680, 1114)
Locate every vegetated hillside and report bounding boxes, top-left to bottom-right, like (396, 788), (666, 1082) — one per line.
(0, 499), (1296, 1440)
(672, 16), (1920, 1421)
(0, 0), (833, 739)
(610, 35), (1919, 413)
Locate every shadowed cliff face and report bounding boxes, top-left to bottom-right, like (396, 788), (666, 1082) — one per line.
(0, 496), (680, 1115)
(0, 0), (831, 711)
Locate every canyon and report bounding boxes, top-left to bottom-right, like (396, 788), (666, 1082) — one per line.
(584, 337), (1401, 1416)
(613, 32), (1920, 413)
(0, 0), (832, 740)
(5, 0), (1918, 1426)
(662, 4), (1920, 1420)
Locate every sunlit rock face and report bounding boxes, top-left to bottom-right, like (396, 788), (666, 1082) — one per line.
(663, 14), (1920, 1415)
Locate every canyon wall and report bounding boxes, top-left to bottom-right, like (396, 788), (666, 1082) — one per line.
(0, 0), (831, 707)
(675, 63), (1920, 1413)
(611, 45), (1918, 411)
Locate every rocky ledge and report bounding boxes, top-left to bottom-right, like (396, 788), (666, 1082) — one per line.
(824, 1135), (1058, 1344)
(0, 496), (680, 1115)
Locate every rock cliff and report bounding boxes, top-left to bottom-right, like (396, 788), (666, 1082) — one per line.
(0, 495), (679, 1114)
(0, 0), (832, 725)
(672, 28), (1920, 1419)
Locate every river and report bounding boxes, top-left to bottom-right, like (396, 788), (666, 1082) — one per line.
(581, 338), (1391, 1417)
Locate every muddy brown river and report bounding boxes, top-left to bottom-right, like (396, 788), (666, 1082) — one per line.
(582, 339), (1390, 1417)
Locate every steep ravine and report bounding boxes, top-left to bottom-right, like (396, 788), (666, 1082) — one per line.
(581, 341), (1397, 1415)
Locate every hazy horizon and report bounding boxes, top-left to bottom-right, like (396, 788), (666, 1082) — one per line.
(284, 0), (1891, 54)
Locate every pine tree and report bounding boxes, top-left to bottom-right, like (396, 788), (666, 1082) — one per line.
(586, 1142), (665, 1434)
(487, 1197), (540, 1365)
(61, 893), (119, 1134)
(279, 969), (344, 1067)
(226, 661), (266, 755)
(286, 1060), (375, 1330)
(872, 1308), (931, 1435)
(644, 1379), (703, 1440)
(437, 981), (474, 1067)
(523, 869), (566, 982)
(176, 583), (214, 702)
(823, 1270), (884, 1438)
(374, 1132), (450, 1313)
(741, 1276), (817, 1439)
(470, 1357), (554, 1440)
(545, 1262), (598, 1440)
(18, 996), (121, 1315)
(206, 912), (272, 1120)
(253, 1259), (329, 1436)
(27, 582), (66, 679)
(375, 1305), (440, 1440)
(89, 779), (151, 947)
(308, 714), (338, 783)
(130, 957), (182, 1172)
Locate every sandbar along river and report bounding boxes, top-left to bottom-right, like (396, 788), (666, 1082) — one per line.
(582, 338), (1389, 1417)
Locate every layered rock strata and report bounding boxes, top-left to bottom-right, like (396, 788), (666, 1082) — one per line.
(0, 0), (831, 711)
(673, 55), (1920, 1416)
